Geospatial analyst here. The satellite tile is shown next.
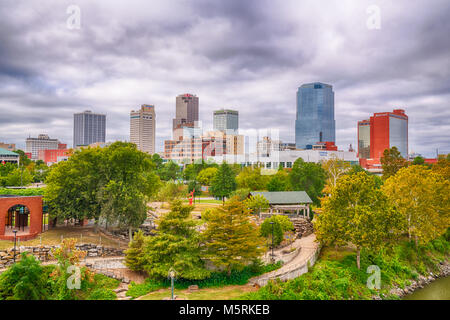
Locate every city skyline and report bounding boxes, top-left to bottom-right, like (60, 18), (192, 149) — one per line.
(0, 1), (449, 157)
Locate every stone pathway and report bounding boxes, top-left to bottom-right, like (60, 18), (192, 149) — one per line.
(249, 233), (320, 286)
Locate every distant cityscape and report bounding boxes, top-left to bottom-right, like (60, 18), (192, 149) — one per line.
(0, 82), (443, 174)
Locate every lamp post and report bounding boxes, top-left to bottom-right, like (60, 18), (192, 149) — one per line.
(13, 230), (18, 263)
(269, 221), (274, 263)
(168, 268), (177, 300)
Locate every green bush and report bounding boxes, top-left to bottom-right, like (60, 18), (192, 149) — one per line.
(0, 253), (50, 300)
(260, 219), (284, 247)
(88, 288), (117, 300)
(0, 187), (45, 196)
(126, 261), (282, 299)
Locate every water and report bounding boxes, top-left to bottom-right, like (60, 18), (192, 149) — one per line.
(403, 276), (450, 300)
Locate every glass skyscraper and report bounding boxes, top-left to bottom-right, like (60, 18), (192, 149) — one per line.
(73, 110), (106, 147)
(295, 82), (335, 149)
(213, 109), (239, 134)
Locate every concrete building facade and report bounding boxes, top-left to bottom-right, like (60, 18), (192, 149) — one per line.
(25, 134), (61, 160)
(130, 105), (156, 154)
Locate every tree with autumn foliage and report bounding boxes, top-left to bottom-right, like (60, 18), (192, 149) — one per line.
(383, 165), (450, 245)
(202, 197), (266, 275)
(321, 155), (351, 189)
(315, 172), (403, 269)
(49, 238), (95, 300)
(380, 146), (408, 180)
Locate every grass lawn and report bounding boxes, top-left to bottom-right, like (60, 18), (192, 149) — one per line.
(139, 285), (257, 300)
(0, 226), (123, 250)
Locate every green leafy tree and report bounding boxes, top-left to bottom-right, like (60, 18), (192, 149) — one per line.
(245, 194), (270, 218)
(196, 167), (218, 186)
(0, 253), (49, 300)
(289, 158), (327, 206)
(260, 218), (284, 247)
(155, 181), (187, 207)
(15, 149), (31, 166)
(188, 180), (202, 197)
(315, 172), (403, 269)
(267, 170), (290, 191)
(202, 197), (265, 275)
(346, 164), (366, 176)
(210, 162), (237, 203)
(143, 200), (209, 280)
(45, 147), (104, 225)
(383, 165), (450, 245)
(124, 230), (146, 272)
(98, 142), (159, 241)
(5, 167), (33, 186)
(229, 188), (251, 201)
(260, 215), (294, 247)
(380, 146), (408, 180)
(412, 156), (425, 165)
(159, 161), (180, 181)
(236, 167), (270, 191)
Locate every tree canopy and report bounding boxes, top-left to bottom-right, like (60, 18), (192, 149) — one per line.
(289, 158), (327, 206)
(210, 162), (237, 202)
(380, 146), (408, 180)
(202, 197), (265, 274)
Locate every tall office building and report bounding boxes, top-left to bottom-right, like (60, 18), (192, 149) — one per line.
(26, 134), (61, 160)
(130, 105), (156, 154)
(295, 82), (335, 149)
(213, 109), (239, 133)
(173, 93), (199, 129)
(358, 109), (408, 160)
(357, 120), (371, 159)
(73, 110), (106, 147)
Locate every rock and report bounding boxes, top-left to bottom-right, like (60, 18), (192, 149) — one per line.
(188, 285), (199, 291)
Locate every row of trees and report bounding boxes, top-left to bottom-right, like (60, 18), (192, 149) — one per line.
(315, 159), (450, 269)
(45, 142), (161, 240)
(0, 153), (50, 187)
(125, 198), (265, 279)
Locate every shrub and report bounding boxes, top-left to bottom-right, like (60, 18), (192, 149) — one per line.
(260, 218), (284, 247)
(0, 253), (49, 300)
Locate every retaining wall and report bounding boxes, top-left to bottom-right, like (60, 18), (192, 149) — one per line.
(0, 243), (124, 269)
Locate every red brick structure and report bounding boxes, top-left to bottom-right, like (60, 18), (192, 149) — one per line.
(0, 195), (43, 240)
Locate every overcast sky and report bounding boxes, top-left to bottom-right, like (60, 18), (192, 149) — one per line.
(0, 0), (449, 157)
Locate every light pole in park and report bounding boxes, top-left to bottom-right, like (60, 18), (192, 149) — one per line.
(269, 221), (274, 263)
(13, 230), (18, 263)
(168, 268), (177, 300)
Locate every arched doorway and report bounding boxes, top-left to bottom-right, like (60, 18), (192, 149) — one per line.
(5, 204), (30, 231)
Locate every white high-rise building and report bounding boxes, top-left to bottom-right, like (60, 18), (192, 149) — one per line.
(26, 134), (60, 160)
(130, 105), (156, 154)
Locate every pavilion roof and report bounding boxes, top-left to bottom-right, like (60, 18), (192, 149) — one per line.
(249, 191), (312, 205)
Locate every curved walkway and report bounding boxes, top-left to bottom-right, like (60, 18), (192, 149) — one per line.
(250, 233), (320, 287)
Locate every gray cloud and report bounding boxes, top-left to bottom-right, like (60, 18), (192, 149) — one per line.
(0, 0), (449, 157)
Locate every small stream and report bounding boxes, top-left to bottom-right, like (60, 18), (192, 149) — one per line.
(403, 276), (450, 300)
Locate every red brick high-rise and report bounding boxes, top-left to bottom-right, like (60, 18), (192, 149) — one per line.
(358, 109), (408, 169)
